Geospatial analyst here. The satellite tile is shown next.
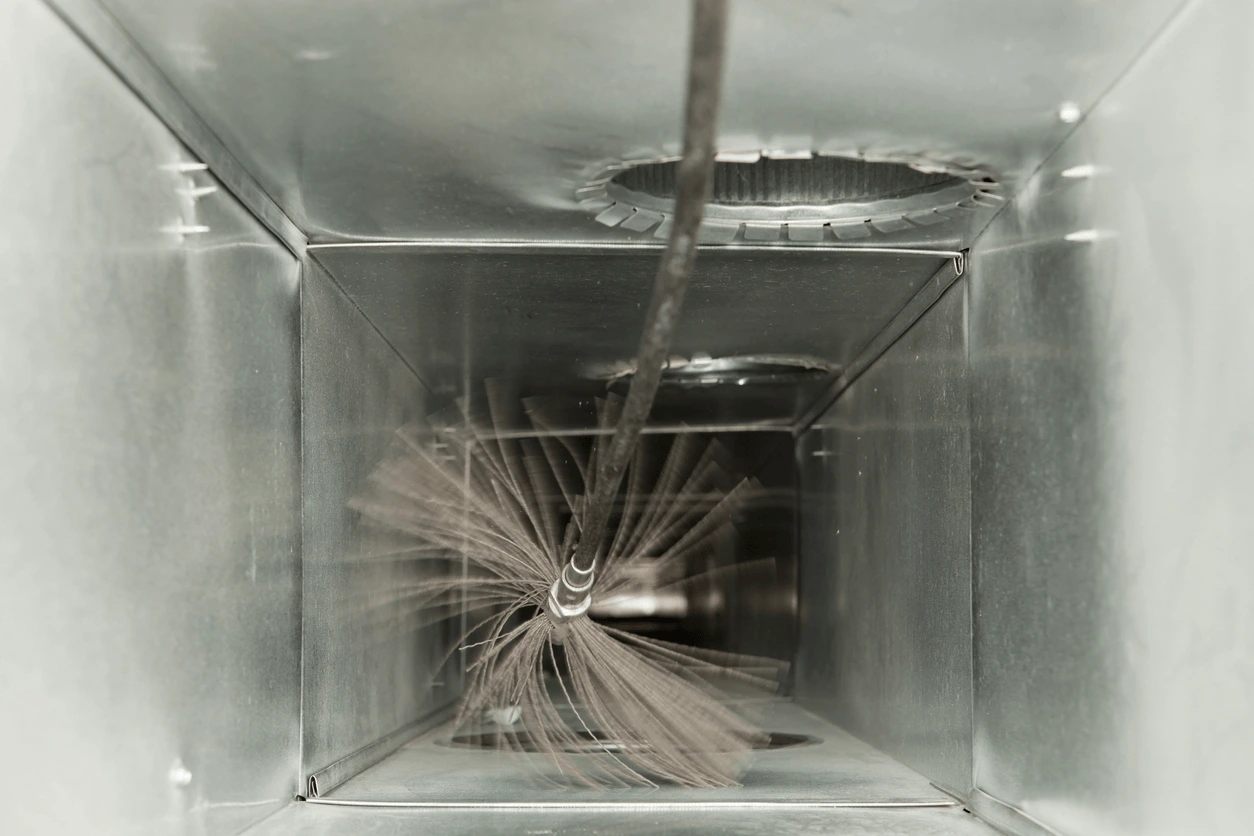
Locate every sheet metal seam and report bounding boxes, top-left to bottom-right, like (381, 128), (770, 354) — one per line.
(307, 240), (963, 258)
(295, 263), (308, 795)
(307, 252), (439, 400)
(966, 790), (1065, 836)
(40, 0), (307, 258)
(306, 702), (459, 800)
(303, 799), (959, 810)
(791, 254), (965, 434)
(961, 277), (978, 802)
(959, 0), (1197, 255)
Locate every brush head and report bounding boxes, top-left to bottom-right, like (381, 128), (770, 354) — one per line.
(351, 383), (789, 787)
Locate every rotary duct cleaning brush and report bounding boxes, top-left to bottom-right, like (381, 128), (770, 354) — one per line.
(351, 0), (789, 788)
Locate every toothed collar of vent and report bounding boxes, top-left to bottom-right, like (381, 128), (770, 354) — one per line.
(576, 148), (1003, 243)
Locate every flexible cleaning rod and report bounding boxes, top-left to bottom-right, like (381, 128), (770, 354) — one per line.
(548, 0), (729, 619)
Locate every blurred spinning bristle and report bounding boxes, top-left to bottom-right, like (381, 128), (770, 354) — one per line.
(349, 1), (750, 785)
(350, 382), (788, 787)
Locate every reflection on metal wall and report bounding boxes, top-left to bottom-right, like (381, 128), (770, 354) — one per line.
(718, 433), (799, 667)
(300, 260), (456, 788)
(968, 1), (1254, 833)
(796, 281), (974, 796)
(0, 1), (301, 833)
(93, 0), (1180, 245)
(608, 431), (796, 667)
(311, 246), (950, 429)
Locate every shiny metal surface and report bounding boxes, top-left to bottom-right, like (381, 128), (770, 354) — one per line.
(796, 282), (973, 797)
(300, 260), (458, 787)
(322, 703), (954, 805)
(968, 1), (1254, 833)
(0, 1), (301, 833)
(311, 246), (949, 428)
(307, 705), (457, 801)
(966, 790), (1063, 836)
(246, 803), (999, 836)
(43, 0), (305, 255)
(796, 257), (964, 431)
(716, 433), (799, 666)
(93, 0), (1181, 245)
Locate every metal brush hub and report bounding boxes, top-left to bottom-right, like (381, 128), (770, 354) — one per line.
(547, 562), (594, 624)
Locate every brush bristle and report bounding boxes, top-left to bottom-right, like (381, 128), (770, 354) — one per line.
(350, 384), (788, 787)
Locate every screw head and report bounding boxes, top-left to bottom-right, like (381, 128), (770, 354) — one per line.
(168, 760), (193, 789)
(1058, 101), (1082, 124)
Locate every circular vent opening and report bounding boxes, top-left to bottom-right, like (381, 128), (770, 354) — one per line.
(582, 150), (1001, 241)
(613, 156), (964, 206)
(607, 354), (834, 391)
(442, 730), (821, 754)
